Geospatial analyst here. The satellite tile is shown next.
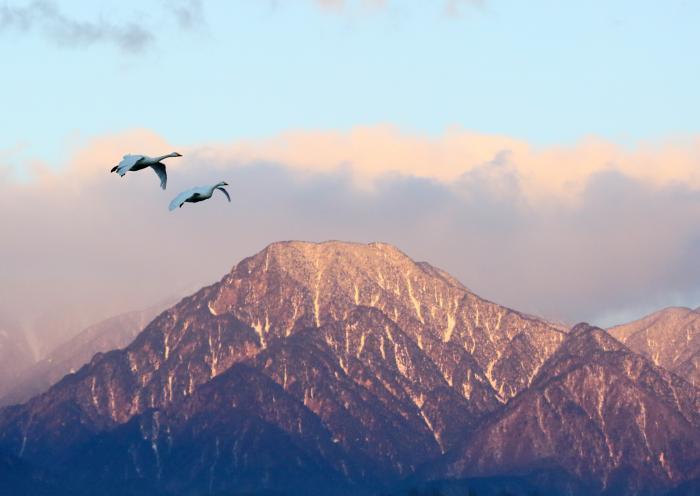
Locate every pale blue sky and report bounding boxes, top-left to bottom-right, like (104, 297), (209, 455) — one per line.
(2, 0), (699, 168)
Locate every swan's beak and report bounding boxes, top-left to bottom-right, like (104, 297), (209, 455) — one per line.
(223, 182), (229, 186)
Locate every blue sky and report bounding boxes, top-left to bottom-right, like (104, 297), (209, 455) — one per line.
(2, 0), (699, 167)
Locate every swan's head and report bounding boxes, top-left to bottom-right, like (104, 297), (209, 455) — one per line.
(219, 181), (229, 186)
(172, 152), (183, 157)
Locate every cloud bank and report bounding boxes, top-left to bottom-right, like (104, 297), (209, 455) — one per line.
(207, 126), (700, 201)
(2, 127), (699, 345)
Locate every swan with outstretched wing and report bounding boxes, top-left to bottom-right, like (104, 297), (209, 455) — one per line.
(110, 152), (181, 190)
(169, 182), (230, 211)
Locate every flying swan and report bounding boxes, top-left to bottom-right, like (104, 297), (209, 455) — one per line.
(110, 152), (182, 190)
(169, 182), (231, 211)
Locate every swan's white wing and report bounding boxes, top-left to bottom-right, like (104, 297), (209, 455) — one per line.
(169, 188), (195, 211)
(150, 163), (167, 190)
(114, 155), (144, 176)
(215, 186), (231, 202)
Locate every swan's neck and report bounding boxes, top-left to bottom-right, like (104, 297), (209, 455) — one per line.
(155, 152), (178, 161)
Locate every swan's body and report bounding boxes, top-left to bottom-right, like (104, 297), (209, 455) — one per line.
(110, 152), (182, 190)
(169, 182), (231, 211)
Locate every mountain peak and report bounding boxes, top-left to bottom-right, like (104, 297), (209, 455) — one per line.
(527, 323), (625, 390)
(258, 239), (407, 257)
(608, 307), (697, 342)
(239, 240), (420, 277)
(213, 239), (470, 340)
(608, 306), (700, 387)
(564, 322), (625, 354)
(243, 240), (469, 293)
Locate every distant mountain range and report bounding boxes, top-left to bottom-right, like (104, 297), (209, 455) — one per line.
(1, 241), (698, 496)
(0, 302), (174, 407)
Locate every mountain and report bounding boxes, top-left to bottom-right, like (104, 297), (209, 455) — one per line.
(423, 324), (700, 496)
(0, 322), (34, 399)
(1, 241), (698, 495)
(609, 307), (700, 387)
(0, 302), (173, 407)
(0, 241), (565, 495)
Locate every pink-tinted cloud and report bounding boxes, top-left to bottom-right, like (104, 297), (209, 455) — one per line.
(201, 126), (700, 201)
(2, 127), (700, 353)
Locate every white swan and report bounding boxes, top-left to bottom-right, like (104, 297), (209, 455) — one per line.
(110, 152), (182, 190)
(169, 182), (231, 211)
